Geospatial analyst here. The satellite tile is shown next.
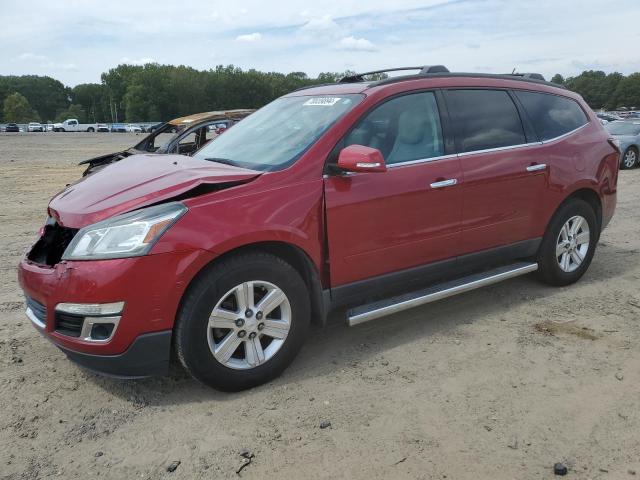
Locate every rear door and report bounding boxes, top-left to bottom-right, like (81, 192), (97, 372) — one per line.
(324, 90), (463, 287)
(444, 88), (546, 255)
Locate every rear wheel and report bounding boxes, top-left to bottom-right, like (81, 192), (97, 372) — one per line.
(621, 147), (638, 169)
(536, 198), (598, 286)
(174, 253), (310, 391)
(87, 127), (95, 132)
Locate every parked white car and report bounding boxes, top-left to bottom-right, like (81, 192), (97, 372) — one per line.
(126, 124), (143, 133)
(27, 122), (44, 132)
(52, 119), (100, 132)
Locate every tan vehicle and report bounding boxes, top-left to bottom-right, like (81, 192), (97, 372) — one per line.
(80, 109), (254, 175)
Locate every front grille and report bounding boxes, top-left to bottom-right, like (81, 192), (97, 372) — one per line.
(54, 312), (84, 337)
(27, 220), (78, 266)
(26, 296), (47, 326)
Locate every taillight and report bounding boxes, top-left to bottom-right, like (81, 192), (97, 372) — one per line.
(608, 137), (621, 154)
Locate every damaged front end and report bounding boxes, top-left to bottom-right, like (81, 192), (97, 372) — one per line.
(27, 218), (78, 266)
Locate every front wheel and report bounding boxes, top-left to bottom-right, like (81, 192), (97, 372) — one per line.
(621, 147), (638, 169)
(174, 253), (310, 391)
(536, 198), (598, 286)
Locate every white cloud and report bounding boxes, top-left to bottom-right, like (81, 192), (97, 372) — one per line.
(1, 0), (640, 86)
(300, 14), (340, 33)
(337, 36), (377, 52)
(15, 53), (78, 71)
(235, 32), (262, 42)
(119, 57), (156, 65)
(18, 52), (47, 62)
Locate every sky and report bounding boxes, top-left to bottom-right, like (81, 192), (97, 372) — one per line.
(1, 0), (640, 86)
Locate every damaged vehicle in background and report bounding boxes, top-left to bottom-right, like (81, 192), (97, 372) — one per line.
(80, 109), (254, 176)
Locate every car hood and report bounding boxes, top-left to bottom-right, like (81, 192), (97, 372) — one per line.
(49, 154), (262, 228)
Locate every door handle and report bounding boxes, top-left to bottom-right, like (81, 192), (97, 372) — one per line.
(430, 179), (457, 189)
(526, 163), (547, 172)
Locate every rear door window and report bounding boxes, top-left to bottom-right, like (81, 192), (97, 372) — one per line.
(446, 89), (526, 153)
(514, 91), (588, 141)
(344, 91), (444, 165)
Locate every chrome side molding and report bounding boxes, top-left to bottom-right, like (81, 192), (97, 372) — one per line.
(347, 262), (538, 326)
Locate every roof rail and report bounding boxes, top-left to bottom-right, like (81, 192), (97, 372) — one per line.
(506, 72), (546, 81)
(339, 65), (449, 83)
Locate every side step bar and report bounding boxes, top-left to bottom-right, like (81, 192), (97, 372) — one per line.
(347, 262), (538, 327)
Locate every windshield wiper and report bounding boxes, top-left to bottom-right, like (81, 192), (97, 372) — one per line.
(204, 157), (237, 167)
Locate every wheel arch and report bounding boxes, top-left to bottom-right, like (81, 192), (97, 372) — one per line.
(549, 187), (603, 241)
(183, 241), (327, 327)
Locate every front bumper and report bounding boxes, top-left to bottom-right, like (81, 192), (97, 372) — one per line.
(18, 248), (214, 376)
(58, 330), (172, 378)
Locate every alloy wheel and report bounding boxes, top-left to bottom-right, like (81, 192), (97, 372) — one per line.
(207, 281), (291, 370)
(623, 149), (637, 168)
(555, 215), (590, 273)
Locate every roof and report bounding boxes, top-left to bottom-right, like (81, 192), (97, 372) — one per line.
(168, 109), (255, 126)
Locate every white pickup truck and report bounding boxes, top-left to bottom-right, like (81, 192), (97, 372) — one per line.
(52, 119), (100, 132)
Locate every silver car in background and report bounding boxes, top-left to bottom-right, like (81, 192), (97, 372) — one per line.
(605, 121), (640, 169)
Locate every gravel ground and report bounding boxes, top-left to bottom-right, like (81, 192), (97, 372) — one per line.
(0, 132), (639, 480)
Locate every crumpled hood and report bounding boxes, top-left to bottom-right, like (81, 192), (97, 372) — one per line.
(49, 154), (261, 227)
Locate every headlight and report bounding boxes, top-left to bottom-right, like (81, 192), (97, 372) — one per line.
(62, 202), (187, 260)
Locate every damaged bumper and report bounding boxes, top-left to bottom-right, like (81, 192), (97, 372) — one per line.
(18, 248), (213, 378)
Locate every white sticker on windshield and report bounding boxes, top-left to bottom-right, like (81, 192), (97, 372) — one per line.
(303, 97), (342, 106)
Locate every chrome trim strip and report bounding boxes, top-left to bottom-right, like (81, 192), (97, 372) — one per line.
(526, 163), (547, 172)
(540, 123), (589, 144)
(347, 262), (538, 326)
(26, 307), (45, 329)
(457, 142), (541, 157)
(55, 301), (124, 316)
(387, 153), (458, 168)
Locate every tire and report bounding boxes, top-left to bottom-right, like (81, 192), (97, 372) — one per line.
(174, 252), (310, 391)
(621, 147), (638, 169)
(87, 127), (95, 132)
(536, 198), (598, 286)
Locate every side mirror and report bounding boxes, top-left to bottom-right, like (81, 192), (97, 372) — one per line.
(337, 145), (387, 173)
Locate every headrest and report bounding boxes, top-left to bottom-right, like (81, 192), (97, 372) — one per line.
(397, 110), (427, 144)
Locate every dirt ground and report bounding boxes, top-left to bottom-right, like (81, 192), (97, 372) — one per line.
(0, 133), (639, 480)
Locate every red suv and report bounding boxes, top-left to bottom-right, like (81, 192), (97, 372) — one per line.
(18, 66), (619, 391)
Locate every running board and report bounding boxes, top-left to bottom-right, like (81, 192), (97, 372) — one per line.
(347, 262), (538, 327)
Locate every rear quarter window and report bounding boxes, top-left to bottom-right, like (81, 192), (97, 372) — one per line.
(514, 91), (588, 141)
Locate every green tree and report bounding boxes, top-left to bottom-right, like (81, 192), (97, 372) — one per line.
(612, 73), (640, 109)
(72, 83), (109, 122)
(551, 74), (565, 85)
(0, 75), (68, 122)
(3, 92), (39, 122)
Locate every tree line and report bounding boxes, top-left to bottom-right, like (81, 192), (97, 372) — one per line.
(2, 64), (640, 124)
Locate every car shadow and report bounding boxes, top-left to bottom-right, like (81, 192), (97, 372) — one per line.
(86, 243), (638, 404)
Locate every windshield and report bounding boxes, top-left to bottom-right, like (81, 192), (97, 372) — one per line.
(606, 122), (640, 136)
(193, 94), (363, 171)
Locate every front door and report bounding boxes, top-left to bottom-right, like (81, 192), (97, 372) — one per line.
(324, 91), (463, 287)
